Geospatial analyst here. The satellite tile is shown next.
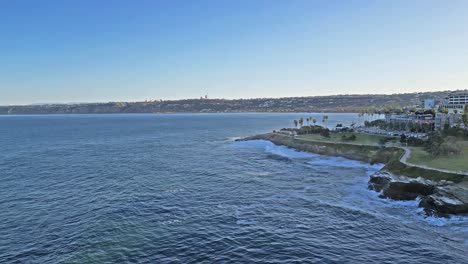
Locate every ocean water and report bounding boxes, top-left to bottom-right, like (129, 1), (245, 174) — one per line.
(0, 113), (467, 263)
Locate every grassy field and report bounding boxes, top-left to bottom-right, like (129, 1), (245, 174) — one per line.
(298, 132), (393, 146)
(407, 142), (468, 172)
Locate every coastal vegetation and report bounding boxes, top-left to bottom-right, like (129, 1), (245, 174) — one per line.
(241, 114), (468, 216)
(297, 125), (330, 135)
(242, 132), (467, 183)
(402, 128), (468, 172)
(383, 158), (465, 183)
(242, 132), (401, 165)
(395, 127), (468, 172)
(407, 144), (468, 172)
(365, 118), (433, 133)
(298, 132), (388, 146)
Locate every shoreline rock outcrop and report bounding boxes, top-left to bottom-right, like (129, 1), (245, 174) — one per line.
(369, 170), (468, 217)
(238, 134), (467, 218)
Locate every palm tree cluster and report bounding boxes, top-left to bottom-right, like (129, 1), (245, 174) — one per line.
(293, 115), (329, 128)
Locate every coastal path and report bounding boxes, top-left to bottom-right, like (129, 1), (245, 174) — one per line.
(399, 146), (468, 176)
(296, 135), (468, 177)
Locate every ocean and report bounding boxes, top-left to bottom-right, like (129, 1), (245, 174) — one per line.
(0, 113), (467, 263)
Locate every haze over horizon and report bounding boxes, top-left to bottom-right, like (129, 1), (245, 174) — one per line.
(1, 0), (468, 105)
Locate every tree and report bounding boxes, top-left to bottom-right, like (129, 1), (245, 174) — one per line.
(322, 115), (328, 126)
(425, 131), (444, 157)
(463, 105), (468, 126)
(358, 112), (363, 125)
(439, 106), (449, 114)
(312, 118), (317, 125)
(320, 129), (330, 138)
(409, 122), (415, 132)
(294, 120), (298, 128)
(298, 118), (304, 127)
(306, 117), (310, 125)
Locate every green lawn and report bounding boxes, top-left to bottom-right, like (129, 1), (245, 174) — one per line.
(298, 132), (392, 146)
(408, 142), (468, 172)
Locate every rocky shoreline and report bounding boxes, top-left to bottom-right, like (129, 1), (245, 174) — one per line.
(238, 133), (468, 217)
(369, 170), (468, 217)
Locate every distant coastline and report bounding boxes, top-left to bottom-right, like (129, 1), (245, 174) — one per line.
(2, 90), (466, 115)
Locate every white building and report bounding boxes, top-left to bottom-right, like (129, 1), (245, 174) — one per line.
(446, 93), (468, 105)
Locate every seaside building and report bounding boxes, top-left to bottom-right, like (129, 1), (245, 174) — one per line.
(435, 112), (464, 130)
(385, 113), (433, 124)
(441, 92), (467, 113)
(385, 113), (410, 122)
(446, 92), (468, 105)
(434, 92), (467, 129)
(385, 112), (435, 132)
(434, 113), (447, 130)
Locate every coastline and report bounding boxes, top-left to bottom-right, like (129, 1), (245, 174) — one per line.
(237, 133), (468, 217)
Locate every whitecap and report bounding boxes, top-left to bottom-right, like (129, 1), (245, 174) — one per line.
(307, 156), (384, 172)
(234, 139), (317, 159)
(423, 214), (468, 228)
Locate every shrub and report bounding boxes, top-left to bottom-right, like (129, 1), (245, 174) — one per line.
(425, 132), (463, 157)
(320, 129), (330, 138)
(341, 134), (356, 141)
(407, 137), (424, 146)
(296, 125), (329, 135)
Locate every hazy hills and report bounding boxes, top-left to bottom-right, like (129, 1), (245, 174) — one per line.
(0, 90), (465, 115)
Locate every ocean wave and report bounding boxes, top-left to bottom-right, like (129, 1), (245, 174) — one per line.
(226, 136), (244, 142)
(234, 139), (317, 159)
(422, 214), (468, 228)
(234, 139), (467, 239)
(307, 156), (384, 172)
(234, 139), (384, 173)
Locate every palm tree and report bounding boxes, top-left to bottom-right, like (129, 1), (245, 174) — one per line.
(358, 112), (364, 126)
(322, 115), (328, 126)
(306, 117), (310, 126)
(299, 118), (304, 127)
(294, 120), (298, 128)
(312, 118), (317, 126)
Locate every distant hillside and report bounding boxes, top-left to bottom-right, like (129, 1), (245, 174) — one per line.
(1, 90), (465, 115)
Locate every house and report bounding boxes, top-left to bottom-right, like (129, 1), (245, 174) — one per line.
(335, 124), (349, 131)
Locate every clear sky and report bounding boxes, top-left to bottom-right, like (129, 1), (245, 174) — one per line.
(1, 0), (468, 105)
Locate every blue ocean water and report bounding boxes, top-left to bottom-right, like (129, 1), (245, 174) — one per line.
(0, 113), (467, 263)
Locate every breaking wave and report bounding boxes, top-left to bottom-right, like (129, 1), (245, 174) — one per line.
(235, 139), (467, 237)
(234, 139), (383, 172)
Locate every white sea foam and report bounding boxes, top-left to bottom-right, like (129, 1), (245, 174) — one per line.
(235, 140), (386, 173)
(347, 177), (468, 232)
(235, 139), (467, 233)
(234, 139), (317, 159)
(423, 214), (468, 228)
(226, 136), (244, 142)
(307, 156), (384, 172)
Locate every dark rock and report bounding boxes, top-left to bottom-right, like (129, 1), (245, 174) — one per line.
(368, 170), (468, 217)
(368, 172), (392, 192)
(419, 192), (468, 217)
(381, 181), (436, 200)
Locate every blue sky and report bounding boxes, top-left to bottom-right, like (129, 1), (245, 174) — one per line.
(1, 0), (468, 105)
